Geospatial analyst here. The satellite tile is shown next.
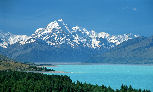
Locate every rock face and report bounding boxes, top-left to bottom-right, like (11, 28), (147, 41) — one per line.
(0, 19), (138, 62)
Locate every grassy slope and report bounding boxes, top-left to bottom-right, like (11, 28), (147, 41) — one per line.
(0, 61), (29, 71)
(0, 54), (54, 71)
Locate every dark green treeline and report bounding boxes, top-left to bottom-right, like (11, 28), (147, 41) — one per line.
(0, 71), (150, 92)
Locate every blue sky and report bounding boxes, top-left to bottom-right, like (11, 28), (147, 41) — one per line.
(0, 0), (153, 36)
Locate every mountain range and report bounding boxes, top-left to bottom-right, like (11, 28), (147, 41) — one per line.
(0, 19), (138, 49)
(89, 36), (153, 64)
(0, 19), (152, 64)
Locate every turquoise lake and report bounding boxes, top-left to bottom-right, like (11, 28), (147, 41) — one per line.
(46, 65), (153, 91)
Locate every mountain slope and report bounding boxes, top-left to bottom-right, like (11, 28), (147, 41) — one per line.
(0, 19), (138, 49)
(0, 32), (29, 48)
(0, 54), (55, 71)
(0, 54), (29, 70)
(89, 36), (153, 64)
(0, 19), (138, 63)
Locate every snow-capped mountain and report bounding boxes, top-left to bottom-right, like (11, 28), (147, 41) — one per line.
(0, 32), (30, 48)
(0, 19), (140, 62)
(0, 19), (138, 49)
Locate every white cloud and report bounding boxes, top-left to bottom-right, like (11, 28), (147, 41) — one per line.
(133, 8), (137, 11)
(122, 7), (137, 12)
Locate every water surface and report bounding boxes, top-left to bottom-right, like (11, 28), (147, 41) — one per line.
(46, 65), (153, 91)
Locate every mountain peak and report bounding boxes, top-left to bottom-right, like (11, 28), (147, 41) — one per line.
(47, 20), (61, 31)
(0, 19), (139, 49)
(58, 19), (63, 22)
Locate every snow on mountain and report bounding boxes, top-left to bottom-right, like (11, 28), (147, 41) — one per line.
(0, 32), (30, 48)
(0, 19), (139, 48)
(98, 32), (139, 45)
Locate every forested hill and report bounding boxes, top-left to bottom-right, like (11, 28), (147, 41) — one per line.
(89, 36), (153, 64)
(0, 70), (150, 92)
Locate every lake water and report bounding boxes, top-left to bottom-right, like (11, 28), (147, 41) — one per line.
(46, 65), (153, 91)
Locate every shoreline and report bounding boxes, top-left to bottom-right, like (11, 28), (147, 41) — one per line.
(26, 71), (70, 73)
(37, 65), (57, 67)
(38, 63), (153, 66)
(34, 62), (153, 66)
